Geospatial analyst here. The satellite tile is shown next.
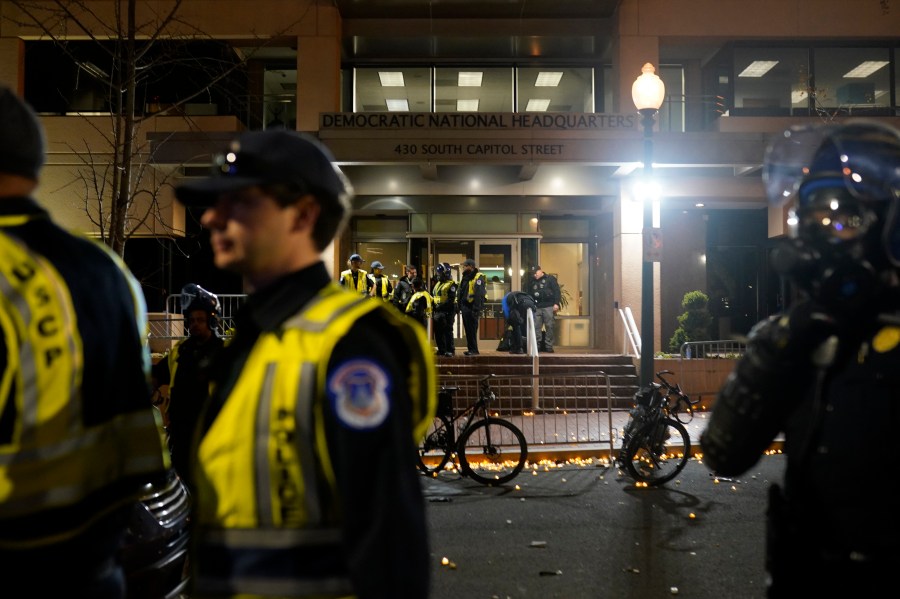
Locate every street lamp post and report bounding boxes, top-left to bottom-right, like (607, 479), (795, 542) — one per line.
(632, 63), (665, 388)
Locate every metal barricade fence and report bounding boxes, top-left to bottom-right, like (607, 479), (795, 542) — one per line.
(679, 339), (746, 359)
(437, 372), (618, 457)
(149, 293), (248, 340)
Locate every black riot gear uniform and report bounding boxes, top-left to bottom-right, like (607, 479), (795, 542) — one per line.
(701, 122), (900, 598)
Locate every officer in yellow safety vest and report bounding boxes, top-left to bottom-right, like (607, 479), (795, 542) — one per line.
(457, 258), (487, 355)
(367, 260), (393, 300)
(404, 278), (434, 328)
(431, 262), (457, 357)
(0, 86), (169, 597)
(174, 129), (436, 599)
(339, 253), (368, 294)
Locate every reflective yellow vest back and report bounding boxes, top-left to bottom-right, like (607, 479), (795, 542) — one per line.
(405, 291), (433, 316)
(192, 284), (435, 598)
(0, 232), (167, 548)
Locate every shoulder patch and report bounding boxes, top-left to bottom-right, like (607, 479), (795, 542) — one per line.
(475, 279), (484, 286)
(327, 359), (391, 429)
(873, 326), (900, 353)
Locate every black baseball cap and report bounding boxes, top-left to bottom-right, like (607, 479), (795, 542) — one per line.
(462, 258), (476, 267)
(175, 130), (351, 207)
(0, 86), (45, 180)
(349, 253), (364, 262)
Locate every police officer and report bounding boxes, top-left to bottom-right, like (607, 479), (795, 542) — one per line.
(457, 258), (486, 355)
(405, 277), (433, 329)
(392, 264), (418, 313)
(0, 86), (169, 598)
(701, 122), (900, 598)
(367, 260), (393, 301)
(502, 290), (536, 354)
(174, 129), (435, 599)
(151, 283), (225, 479)
(339, 253), (368, 294)
(432, 262), (457, 357)
(528, 265), (561, 352)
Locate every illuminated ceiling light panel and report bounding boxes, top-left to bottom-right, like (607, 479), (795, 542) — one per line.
(378, 71), (405, 86)
(843, 60), (889, 78)
(458, 72), (483, 87)
(386, 99), (409, 111)
(457, 99), (479, 111)
(535, 72), (563, 87)
(525, 99), (550, 112)
(738, 61), (779, 78)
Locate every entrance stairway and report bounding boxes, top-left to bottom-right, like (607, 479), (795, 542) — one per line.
(433, 350), (640, 410)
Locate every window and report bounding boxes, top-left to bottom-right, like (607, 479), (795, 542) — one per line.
(732, 47), (810, 115)
(351, 66), (595, 113)
(813, 47), (892, 115)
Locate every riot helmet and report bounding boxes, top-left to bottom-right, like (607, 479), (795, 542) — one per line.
(180, 283), (220, 331)
(435, 262), (453, 280)
(763, 122), (900, 314)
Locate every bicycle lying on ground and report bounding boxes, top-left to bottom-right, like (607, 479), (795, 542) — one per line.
(416, 374), (528, 485)
(618, 370), (700, 486)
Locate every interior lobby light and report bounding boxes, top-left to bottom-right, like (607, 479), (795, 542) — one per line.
(843, 60), (889, 78)
(386, 99), (409, 111)
(378, 71), (405, 86)
(535, 72), (563, 87)
(525, 98), (550, 112)
(738, 60), (778, 78)
(458, 72), (483, 86)
(457, 99), (479, 111)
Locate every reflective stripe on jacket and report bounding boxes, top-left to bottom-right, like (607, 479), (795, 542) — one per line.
(0, 231), (167, 546)
(192, 284), (435, 598)
(339, 269), (367, 295)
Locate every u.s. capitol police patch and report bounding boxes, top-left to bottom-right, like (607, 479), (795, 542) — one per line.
(327, 359), (391, 429)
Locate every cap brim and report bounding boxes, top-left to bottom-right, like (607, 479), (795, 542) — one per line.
(174, 176), (266, 207)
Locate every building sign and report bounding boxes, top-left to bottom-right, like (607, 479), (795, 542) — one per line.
(319, 112), (642, 163)
(321, 112), (637, 131)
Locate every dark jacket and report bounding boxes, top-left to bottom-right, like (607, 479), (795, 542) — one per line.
(529, 273), (561, 308)
(701, 300), (900, 594)
(0, 197), (168, 597)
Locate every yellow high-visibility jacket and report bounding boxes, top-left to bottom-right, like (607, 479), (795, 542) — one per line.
(0, 219), (168, 550)
(191, 284), (435, 598)
(339, 269), (368, 295)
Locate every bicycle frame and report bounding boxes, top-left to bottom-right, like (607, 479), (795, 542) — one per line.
(419, 374), (528, 485)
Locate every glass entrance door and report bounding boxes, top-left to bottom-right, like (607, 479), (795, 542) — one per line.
(432, 239), (519, 346)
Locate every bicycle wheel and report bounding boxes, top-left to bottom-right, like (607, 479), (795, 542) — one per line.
(416, 414), (454, 475)
(457, 417), (528, 485)
(622, 417), (690, 486)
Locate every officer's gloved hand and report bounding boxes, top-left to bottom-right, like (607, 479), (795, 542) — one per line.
(782, 300), (839, 356)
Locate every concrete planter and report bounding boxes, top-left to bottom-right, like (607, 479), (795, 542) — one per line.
(652, 357), (738, 410)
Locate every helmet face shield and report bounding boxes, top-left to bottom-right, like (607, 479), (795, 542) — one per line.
(795, 179), (877, 246)
(765, 121), (900, 265)
(765, 122), (900, 205)
(181, 283), (219, 315)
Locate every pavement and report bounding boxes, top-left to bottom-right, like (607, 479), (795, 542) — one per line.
(422, 452), (786, 599)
